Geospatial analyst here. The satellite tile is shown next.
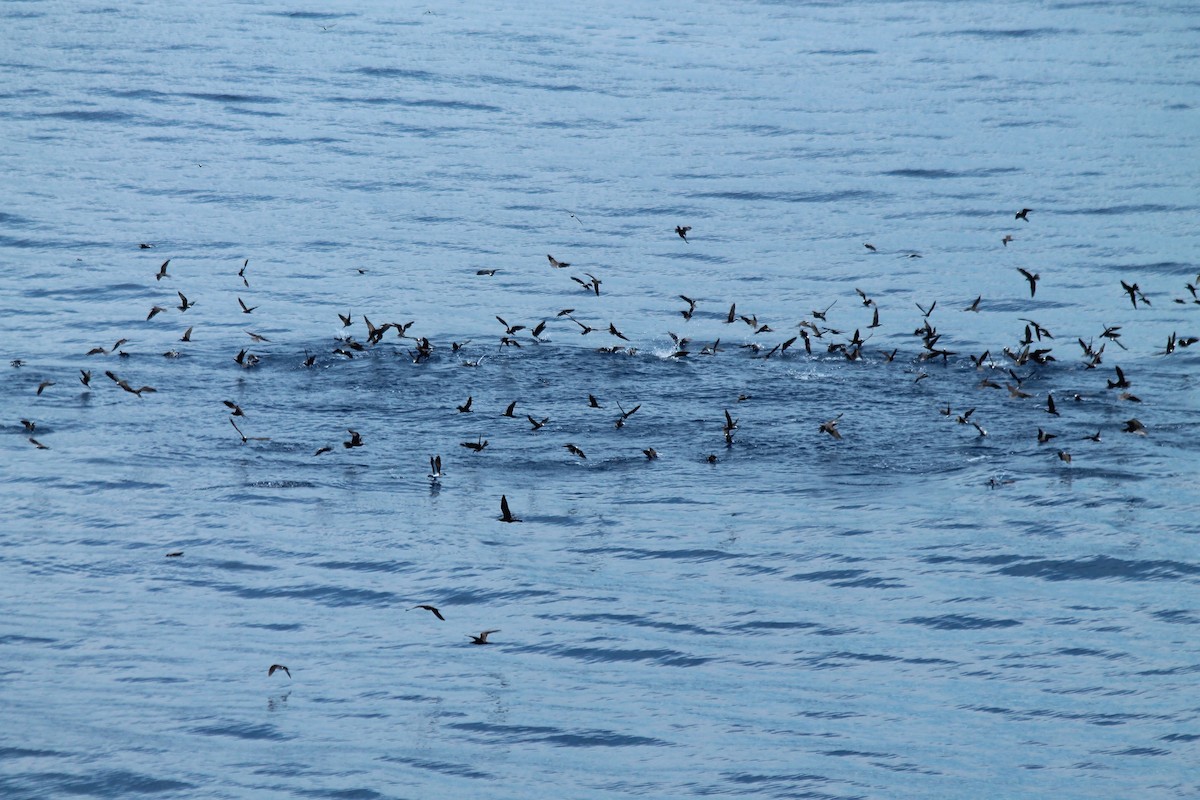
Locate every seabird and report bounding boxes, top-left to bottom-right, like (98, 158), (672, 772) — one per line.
(155, 259), (170, 280)
(413, 605), (445, 621)
(469, 630), (500, 644)
(675, 225), (691, 242)
(499, 495), (519, 522)
(1016, 208), (1031, 221)
(268, 664), (291, 678)
(1017, 268), (1040, 297)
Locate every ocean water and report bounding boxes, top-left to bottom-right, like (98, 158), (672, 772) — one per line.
(2, 1), (1199, 798)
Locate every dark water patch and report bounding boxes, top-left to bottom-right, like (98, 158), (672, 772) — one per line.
(904, 614), (1022, 630)
(730, 620), (822, 633)
(788, 569), (868, 583)
(0, 634), (57, 645)
(266, 10), (349, 20)
(1109, 747), (1170, 756)
(178, 91), (284, 104)
(191, 721), (290, 740)
(447, 721), (667, 748)
(937, 28), (1073, 39)
(313, 560), (415, 574)
(430, 587), (554, 605)
(1055, 647), (1127, 659)
(0, 747), (66, 760)
(380, 756), (492, 780)
(294, 788), (390, 800)
(883, 167), (1020, 179)
(574, 546), (740, 563)
(354, 67), (440, 81)
(36, 109), (139, 123)
(995, 556), (1200, 582)
(1153, 609), (1200, 624)
(211, 559), (277, 573)
(0, 769), (194, 795)
(530, 644), (713, 667)
(962, 704), (1166, 726)
(1160, 733), (1200, 742)
(1094, 260), (1195, 276)
(243, 622), (304, 631)
(0, 211), (31, 226)
(544, 612), (718, 636)
(211, 583), (399, 608)
(101, 89), (172, 101)
(691, 189), (885, 204)
(1134, 663), (1200, 677)
(1060, 204), (1191, 216)
(809, 49), (877, 56)
(834, 576), (906, 589)
(115, 676), (187, 684)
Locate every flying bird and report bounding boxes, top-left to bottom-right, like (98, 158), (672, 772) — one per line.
(564, 443), (586, 459)
(468, 630), (500, 645)
(547, 254), (569, 268)
(675, 225), (691, 242)
(1017, 268), (1040, 297)
(500, 495), (520, 523)
(413, 605), (445, 621)
(155, 259), (170, 280)
(268, 664), (291, 678)
(238, 297), (257, 314)
(344, 430), (363, 448)
(820, 414), (843, 440)
(1016, 208), (1031, 221)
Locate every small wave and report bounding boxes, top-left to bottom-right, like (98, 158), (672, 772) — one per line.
(903, 614), (1022, 630)
(191, 722), (289, 741)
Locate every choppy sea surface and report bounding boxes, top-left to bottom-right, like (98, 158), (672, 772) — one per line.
(2, 1), (1199, 798)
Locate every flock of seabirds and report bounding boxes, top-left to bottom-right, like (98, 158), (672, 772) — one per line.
(11, 209), (1200, 675)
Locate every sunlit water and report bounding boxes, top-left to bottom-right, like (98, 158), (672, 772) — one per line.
(2, 1), (1199, 798)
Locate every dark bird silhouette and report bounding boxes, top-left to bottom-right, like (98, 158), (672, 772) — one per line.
(916, 300), (936, 318)
(314, 446), (332, 456)
(268, 664), (291, 678)
(343, 430), (364, 449)
(502, 401), (517, 417)
(1002, 234), (1014, 247)
(461, 436), (488, 452)
(176, 291), (192, 312)
(223, 400), (245, 417)
(864, 242), (876, 252)
(499, 495), (519, 523)
(147, 305), (167, 320)
(29, 437), (48, 449)
(457, 396), (473, 413)
(155, 259), (170, 280)
(469, 630), (500, 644)
(726, 303), (736, 324)
(527, 415), (548, 430)
(230, 418), (269, 444)
(1046, 393), (1059, 416)
(1038, 428), (1057, 444)
(1057, 450), (1072, 464)
(496, 316), (524, 335)
(238, 297), (257, 314)
(570, 317), (595, 335)
(36, 380), (54, 396)
(414, 605), (445, 621)
(531, 320), (547, 340)
(964, 295), (981, 312)
(1017, 268), (1039, 297)
(239, 259), (249, 287)
(246, 331), (269, 343)
(643, 447), (658, 460)
(140, 243), (154, 249)
(181, 326), (193, 342)
(80, 369), (91, 387)
(428, 455), (442, 477)
(564, 443), (586, 459)
(608, 323), (628, 341)
(303, 350), (316, 367)
(338, 310), (353, 327)
(165, 551), (182, 557)
(1123, 418), (1146, 435)
(1016, 208), (1031, 221)
(588, 394), (602, 408)
(676, 225), (691, 242)
(476, 269), (497, 276)
(547, 254), (570, 269)
(1107, 365), (1130, 389)
(820, 414), (843, 440)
